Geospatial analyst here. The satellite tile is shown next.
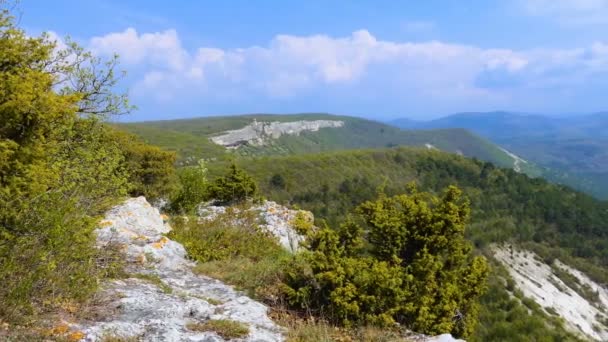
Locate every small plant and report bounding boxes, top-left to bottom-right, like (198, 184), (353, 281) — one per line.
(132, 273), (172, 294)
(186, 319), (249, 339)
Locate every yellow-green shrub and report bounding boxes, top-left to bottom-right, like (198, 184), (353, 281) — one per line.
(283, 186), (489, 338)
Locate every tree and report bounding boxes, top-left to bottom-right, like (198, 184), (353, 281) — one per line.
(109, 129), (178, 201)
(209, 163), (259, 204)
(0, 5), (133, 321)
(270, 173), (286, 189)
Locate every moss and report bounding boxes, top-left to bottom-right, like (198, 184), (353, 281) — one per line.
(186, 319), (249, 339)
(132, 273), (173, 294)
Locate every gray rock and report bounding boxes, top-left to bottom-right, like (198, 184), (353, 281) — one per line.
(75, 197), (285, 341)
(210, 120), (344, 148)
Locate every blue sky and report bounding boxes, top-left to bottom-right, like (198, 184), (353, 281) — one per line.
(18, 0), (608, 121)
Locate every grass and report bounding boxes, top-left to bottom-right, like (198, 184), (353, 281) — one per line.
(194, 255), (288, 301)
(187, 319), (249, 339)
(132, 273), (173, 294)
(273, 313), (409, 342)
(169, 204), (292, 300)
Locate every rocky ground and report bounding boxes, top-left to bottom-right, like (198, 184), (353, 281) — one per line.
(493, 245), (608, 341)
(74, 197), (284, 341)
(61, 197), (467, 341)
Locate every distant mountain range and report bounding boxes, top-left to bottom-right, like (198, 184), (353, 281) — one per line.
(390, 111), (608, 199)
(115, 113), (540, 176)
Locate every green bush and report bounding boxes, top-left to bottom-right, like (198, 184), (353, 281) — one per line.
(209, 163), (259, 205)
(0, 7), (136, 322)
(170, 159), (210, 214)
(109, 128), (178, 202)
(283, 186), (489, 338)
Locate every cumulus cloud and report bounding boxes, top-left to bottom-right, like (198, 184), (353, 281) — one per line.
(86, 27), (608, 115)
(90, 28), (188, 70)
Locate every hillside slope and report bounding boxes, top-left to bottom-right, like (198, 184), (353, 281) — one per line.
(116, 113), (540, 176)
(391, 111), (608, 199)
(207, 147), (608, 341)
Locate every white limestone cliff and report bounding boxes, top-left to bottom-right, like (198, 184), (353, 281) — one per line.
(210, 120), (345, 148)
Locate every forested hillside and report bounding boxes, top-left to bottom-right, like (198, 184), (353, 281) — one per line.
(392, 111), (608, 199)
(116, 114), (541, 176)
(204, 147), (608, 341)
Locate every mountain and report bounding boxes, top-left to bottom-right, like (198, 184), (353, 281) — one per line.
(204, 146), (608, 341)
(391, 111), (608, 199)
(115, 113), (541, 176)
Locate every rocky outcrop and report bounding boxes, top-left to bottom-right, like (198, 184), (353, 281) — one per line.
(493, 245), (608, 341)
(198, 201), (308, 253)
(210, 120), (345, 149)
(70, 197), (467, 341)
(75, 197), (284, 341)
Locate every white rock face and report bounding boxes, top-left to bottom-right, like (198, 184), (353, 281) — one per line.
(198, 201), (308, 253)
(210, 120), (345, 148)
(493, 245), (608, 341)
(498, 147), (528, 172)
(426, 334), (465, 342)
(76, 197), (285, 342)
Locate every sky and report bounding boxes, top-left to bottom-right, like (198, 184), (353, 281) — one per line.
(16, 0), (608, 121)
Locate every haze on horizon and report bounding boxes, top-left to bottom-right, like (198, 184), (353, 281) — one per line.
(20, 0), (608, 121)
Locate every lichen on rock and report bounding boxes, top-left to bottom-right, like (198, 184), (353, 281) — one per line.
(74, 197), (285, 341)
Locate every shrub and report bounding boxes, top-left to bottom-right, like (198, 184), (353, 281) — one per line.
(109, 129), (178, 202)
(169, 159), (210, 214)
(270, 173), (286, 189)
(0, 6), (134, 322)
(209, 163), (259, 205)
(283, 186), (489, 338)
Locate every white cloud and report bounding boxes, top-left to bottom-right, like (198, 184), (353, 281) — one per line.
(86, 28), (608, 113)
(90, 28), (188, 70)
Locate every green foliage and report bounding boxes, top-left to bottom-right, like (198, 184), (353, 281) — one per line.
(116, 113), (537, 176)
(284, 186), (488, 338)
(109, 129), (178, 202)
(0, 6), (140, 323)
(209, 163), (259, 205)
(270, 173), (287, 189)
(169, 159), (209, 214)
(186, 319), (249, 339)
(169, 207), (281, 263)
(170, 207), (291, 298)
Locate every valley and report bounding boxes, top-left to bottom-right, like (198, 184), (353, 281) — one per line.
(391, 112), (608, 199)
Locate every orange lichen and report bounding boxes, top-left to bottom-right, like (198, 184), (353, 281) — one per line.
(98, 220), (113, 227)
(67, 331), (86, 341)
(120, 228), (139, 237)
(136, 253), (147, 264)
(49, 323), (70, 335)
(151, 236), (170, 249)
(160, 214), (169, 221)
